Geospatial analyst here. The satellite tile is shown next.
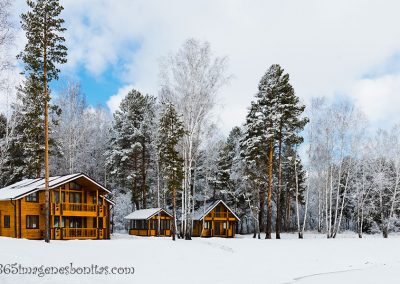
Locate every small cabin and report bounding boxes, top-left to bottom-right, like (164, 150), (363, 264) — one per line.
(192, 200), (240, 238)
(0, 173), (113, 240)
(125, 208), (172, 237)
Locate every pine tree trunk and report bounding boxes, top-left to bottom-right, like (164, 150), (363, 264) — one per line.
(43, 12), (50, 244)
(266, 141), (273, 239)
(358, 207), (363, 238)
(172, 186), (176, 241)
(295, 155), (301, 239)
(141, 142), (147, 209)
(259, 188), (265, 233)
(275, 131), (282, 239)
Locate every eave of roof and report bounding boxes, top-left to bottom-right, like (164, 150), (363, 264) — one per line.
(195, 200), (240, 221)
(124, 208), (173, 220)
(0, 173), (111, 201)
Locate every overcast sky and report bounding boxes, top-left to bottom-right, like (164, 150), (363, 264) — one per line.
(7, 0), (400, 134)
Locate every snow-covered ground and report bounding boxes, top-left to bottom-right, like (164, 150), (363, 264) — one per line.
(0, 232), (399, 284)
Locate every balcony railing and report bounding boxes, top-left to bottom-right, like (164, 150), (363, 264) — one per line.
(213, 212), (229, 218)
(61, 203), (97, 212)
(51, 203), (105, 216)
(63, 228), (98, 239)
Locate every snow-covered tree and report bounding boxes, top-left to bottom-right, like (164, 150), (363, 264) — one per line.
(157, 102), (185, 241)
(19, 0), (67, 243)
(159, 38), (230, 239)
(106, 89), (156, 210)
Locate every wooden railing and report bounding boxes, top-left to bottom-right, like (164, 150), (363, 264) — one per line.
(63, 228), (98, 239)
(213, 212), (229, 218)
(61, 203), (97, 212)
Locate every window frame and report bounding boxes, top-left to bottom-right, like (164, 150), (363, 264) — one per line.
(4, 215), (10, 228)
(25, 192), (39, 203)
(26, 215), (39, 229)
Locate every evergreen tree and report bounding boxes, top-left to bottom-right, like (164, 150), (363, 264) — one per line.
(19, 0), (67, 243)
(216, 127), (242, 197)
(241, 64), (308, 239)
(106, 89), (156, 210)
(281, 145), (307, 232)
(240, 103), (269, 238)
(12, 75), (61, 178)
(157, 102), (185, 241)
(0, 113), (6, 139)
(271, 64), (308, 238)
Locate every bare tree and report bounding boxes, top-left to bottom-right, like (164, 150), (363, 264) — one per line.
(159, 38), (230, 239)
(0, 0), (14, 87)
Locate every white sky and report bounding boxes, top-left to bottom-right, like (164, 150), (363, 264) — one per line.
(4, 0), (400, 134)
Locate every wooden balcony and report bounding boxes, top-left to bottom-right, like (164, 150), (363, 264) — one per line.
(50, 202), (106, 217)
(51, 228), (104, 239)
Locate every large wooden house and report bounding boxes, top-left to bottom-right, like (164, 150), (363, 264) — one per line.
(0, 173), (113, 240)
(192, 200), (240, 238)
(125, 208), (172, 237)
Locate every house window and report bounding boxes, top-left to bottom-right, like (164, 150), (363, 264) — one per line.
(25, 192), (39, 202)
(204, 221), (211, 229)
(69, 192), (81, 203)
(54, 216), (60, 228)
(69, 217), (82, 228)
(92, 193), (103, 205)
(70, 182), (81, 190)
(4, 215), (10, 228)
(223, 222), (227, 229)
(54, 191), (65, 203)
(54, 192), (59, 203)
(98, 218), (103, 229)
(26, 215), (39, 229)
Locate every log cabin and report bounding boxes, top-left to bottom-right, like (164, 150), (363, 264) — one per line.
(192, 200), (240, 238)
(0, 173), (113, 240)
(125, 208), (172, 237)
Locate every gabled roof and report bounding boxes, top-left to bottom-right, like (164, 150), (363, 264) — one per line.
(124, 208), (172, 220)
(0, 173), (111, 201)
(193, 200), (240, 221)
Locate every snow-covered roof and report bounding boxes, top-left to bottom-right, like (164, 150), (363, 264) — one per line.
(193, 200), (240, 221)
(0, 173), (111, 201)
(124, 208), (172, 220)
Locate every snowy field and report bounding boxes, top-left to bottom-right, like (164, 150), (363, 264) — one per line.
(0, 233), (399, 284)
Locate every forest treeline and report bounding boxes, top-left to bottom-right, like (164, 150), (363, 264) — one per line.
(1, 0), (400, 240)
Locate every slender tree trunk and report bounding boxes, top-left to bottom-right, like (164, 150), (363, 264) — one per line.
(141, 142), (147, 209)
(276, 131), (282, 239)
(358, 206), (364, 238)
(333, 160), (351, 238)
(328, 165), (334, 238)
(259, 188), (265, 233)
(295, 155), (301, 238)
(317, 182), (321, 233)
(156, 155), (160, 237)
(266, 141), (273, 239)
(172, 185), (176, 241)
(43, 12), (50, 243)
(332, 158), (343, 237)
(301, 178), (310, 238)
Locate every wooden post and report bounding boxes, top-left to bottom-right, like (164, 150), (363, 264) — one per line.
(18, 200), (22, 238)
(96, 189), (99, 239)
(211, 210), (215, 237)
(11, 200), (16, 238)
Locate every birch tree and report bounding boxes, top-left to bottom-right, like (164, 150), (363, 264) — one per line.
(159, 38), (229, 240)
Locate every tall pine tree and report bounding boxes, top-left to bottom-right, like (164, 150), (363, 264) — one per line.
(19, 0), (67, 243)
